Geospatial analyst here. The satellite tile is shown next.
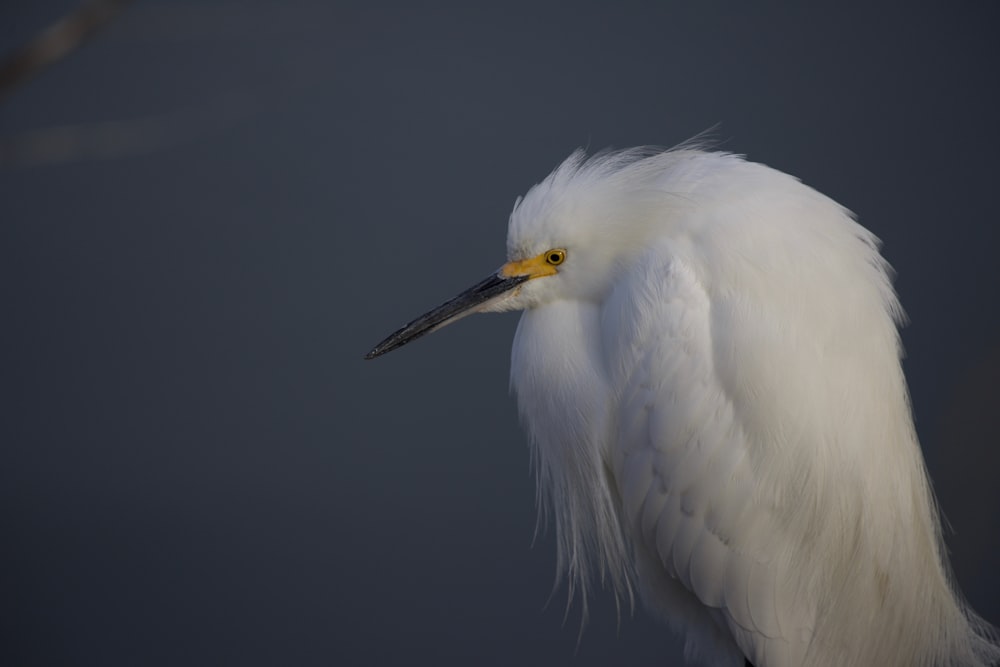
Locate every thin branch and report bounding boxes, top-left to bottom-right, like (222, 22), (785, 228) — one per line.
(0, 92), (261, 168)
(0, 0), (134, 102)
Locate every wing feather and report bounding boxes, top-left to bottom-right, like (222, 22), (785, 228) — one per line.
(602, 242), (813, 666)
(688, 528), (729, 608)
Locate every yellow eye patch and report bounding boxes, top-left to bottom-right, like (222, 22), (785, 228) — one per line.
(500, 249), (566, 279)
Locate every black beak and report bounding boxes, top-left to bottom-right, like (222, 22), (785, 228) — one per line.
(364, 272), (528, 360)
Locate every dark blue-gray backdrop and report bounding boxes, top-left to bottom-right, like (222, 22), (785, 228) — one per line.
(2, 2), (998, 665)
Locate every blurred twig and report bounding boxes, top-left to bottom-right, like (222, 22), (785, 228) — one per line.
(0, 92), (260, 168)
(0, 0), (134, 102)
(0, 1), (314, 168)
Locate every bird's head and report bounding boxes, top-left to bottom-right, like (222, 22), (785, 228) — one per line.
(364, 148), (682, 359)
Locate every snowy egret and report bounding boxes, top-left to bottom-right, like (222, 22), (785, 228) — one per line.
(365, 145), (1000, 667)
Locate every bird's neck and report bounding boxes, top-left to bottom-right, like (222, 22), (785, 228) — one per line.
(510, 301), (633, 606)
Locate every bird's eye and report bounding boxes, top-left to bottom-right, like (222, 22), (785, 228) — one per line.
(545, 249), (566, 266)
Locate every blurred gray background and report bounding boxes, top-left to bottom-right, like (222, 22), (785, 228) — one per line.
(2, 2), (998, 665)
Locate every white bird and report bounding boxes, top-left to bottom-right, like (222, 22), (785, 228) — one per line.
(365, 144), (1000, 667)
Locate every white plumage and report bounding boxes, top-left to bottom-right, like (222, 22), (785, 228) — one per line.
(367, 145), (1000, 666)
